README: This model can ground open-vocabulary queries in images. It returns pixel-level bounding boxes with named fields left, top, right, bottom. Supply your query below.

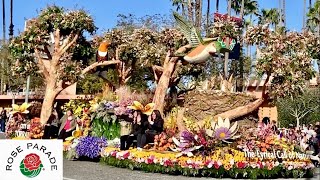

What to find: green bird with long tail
left=173, top=12, right=223, bottom=64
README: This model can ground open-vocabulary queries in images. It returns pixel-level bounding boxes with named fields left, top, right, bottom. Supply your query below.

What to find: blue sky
left=0, top=0, right=309, bottom=39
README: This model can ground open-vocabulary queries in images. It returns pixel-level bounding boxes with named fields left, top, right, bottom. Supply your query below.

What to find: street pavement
left=1, top=133, right=319, bottom=180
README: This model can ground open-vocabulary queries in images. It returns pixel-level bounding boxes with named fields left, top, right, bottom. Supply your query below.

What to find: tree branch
left=124, top=76, right=131, bottom=84
left=43, top=45, right=52, bottom=59
left=152, top=65, right=164, bottom=83
left=54, top=29, right=60, bottom=54
left=82, top=60, right=121, bottom=75
left=34, top=49, right=50, bottom=80
left=59, top=32, right=79, bottom=56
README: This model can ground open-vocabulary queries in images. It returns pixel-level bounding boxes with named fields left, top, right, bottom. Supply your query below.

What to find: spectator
left=122, top=110, right=141, bottom=150
left=135, top=111, right=148, bottom=150
left=271, top=120, right=277, bottom=131
left=0, top=107, right=7, bottom=132
left=145, top=110, right=164, bottom=144
left=262, top=117, right=270, bottom=125
left=58, top=110, right=79, bottom=141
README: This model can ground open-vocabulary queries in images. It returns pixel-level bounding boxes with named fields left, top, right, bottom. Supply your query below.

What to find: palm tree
left=223, top=0, right=232, bottom=80
left=1, top=0, right=6, bottom=94
left=282, top=0, right=286, bottom=27
left=187, top=0, right=195, bottom=24
left=195, top=0, right=202, bottom=28
left=206, top=0, right=210, bottom=36
left=231, top=0, right=259, bottom=18
left=216, top=0, right=219, bottom=12
left=172, top=0, right=187, bottom=16
left=303, top=0, right=307, bottom=29
left=307, top=0, right=320, bottom=33
left=258, top=8, right=280, bottom=30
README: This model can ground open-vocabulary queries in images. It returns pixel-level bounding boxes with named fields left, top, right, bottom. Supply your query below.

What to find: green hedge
left=100, top=157, right=314, bottom=179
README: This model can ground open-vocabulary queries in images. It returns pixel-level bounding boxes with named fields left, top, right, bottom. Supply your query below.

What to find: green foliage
left=9, top=5, right=97, bottom=83
left=62, top=99, right=90, bottom=118
left=90, top=102, right=120, bottom=139
left=277, top=88, right=320, bottom=127
left=245, top=25, right=318, bottom=98
left=91, top=117, right=120, bottom=140
left=101, top=156, right=314, bottom=179
left=76, top=74, right=105, bottom=94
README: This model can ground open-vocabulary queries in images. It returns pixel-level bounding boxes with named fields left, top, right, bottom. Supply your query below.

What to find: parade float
left=7, top=5, right=319, bottom=179
left=58, top=85, right=315, bottom=179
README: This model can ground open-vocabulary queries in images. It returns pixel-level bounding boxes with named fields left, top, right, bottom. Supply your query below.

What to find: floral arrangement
left=152, top=129, right=176, bottom=151
left=29, top=117, right=43, bottom=139
left=101, top=147, right=314, bottom=179
left=236, top=124, right=296, bottom=153
left=212, top=13, right=243, bottom=39
left=76, top=136, right=107, bottom=159
left=62, top=99, right=90, bottom=119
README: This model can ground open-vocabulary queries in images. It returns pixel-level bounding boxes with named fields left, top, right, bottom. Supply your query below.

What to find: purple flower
left=181, top=131, right=195, bottom=143
left=104, top=102, right=115, bottom=110
left=75, top=136, right=107, bottom=159
left=214, top=127, right=231, bottom=140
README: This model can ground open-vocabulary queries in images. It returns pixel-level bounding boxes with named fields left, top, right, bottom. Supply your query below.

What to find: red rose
left=23, top=153, right=42, bottom=171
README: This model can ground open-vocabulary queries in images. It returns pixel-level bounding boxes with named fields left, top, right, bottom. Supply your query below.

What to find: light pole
left=8, top=0, right=13, bottom=40
left=1, top=0, right=6, bottom=95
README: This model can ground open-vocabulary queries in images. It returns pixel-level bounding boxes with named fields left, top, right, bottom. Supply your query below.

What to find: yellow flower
left=11, top=103, right=31, bottom=114
left=224, top=164, right=232, bottom=170
left=127, top=101, right=154, bottom=115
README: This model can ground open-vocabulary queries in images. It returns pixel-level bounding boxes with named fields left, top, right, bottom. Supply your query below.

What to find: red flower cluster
left=213, top=13, right=243, bottom=26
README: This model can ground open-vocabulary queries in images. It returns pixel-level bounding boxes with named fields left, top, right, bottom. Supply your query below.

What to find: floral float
left=101, top=147, right=314, bottom=179
left=99, top=117, right=315, bottom=178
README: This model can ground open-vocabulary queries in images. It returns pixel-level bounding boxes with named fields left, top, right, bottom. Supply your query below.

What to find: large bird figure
left=173, top=12, right=223, bottom=64
left=95, top=40, right=112, bottom=80
left=96, top=40, right=110, bottom=62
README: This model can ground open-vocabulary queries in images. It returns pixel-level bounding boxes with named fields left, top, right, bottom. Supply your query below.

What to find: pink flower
left=164, top=159, right=172, bottom=167
left=123, top=151, right=130, bottom=159
left=111, top=151, right=117, bottom=157
left=236, top=161, right=246, bottom=169
left=213, top=162, right=220, bottom=169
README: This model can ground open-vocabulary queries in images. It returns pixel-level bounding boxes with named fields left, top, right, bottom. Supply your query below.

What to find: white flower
left=153, top=159, right=158, bottom=164
left=187, top=159, right=192, bottom=164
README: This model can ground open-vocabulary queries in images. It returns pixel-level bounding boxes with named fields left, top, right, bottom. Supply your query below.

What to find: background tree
left=9, top=6, right=120, bottom=124
left=245, top=24, right=318, bottom=98
left=76, top=74, right=105, bottom=94
left=277, top=88, right=320, bottom=127
left=258, top=8, right=280, bottom=30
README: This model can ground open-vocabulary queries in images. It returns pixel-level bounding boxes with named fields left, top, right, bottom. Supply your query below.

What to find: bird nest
left=183, top=90, right=257, bottom=121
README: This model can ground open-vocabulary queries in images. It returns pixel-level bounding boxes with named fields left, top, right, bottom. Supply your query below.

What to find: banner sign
left=0, top=140, right=63, bottom=180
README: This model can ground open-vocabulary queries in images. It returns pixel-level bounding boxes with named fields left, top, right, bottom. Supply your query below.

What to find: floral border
left=100, top=149, right=315, bottom=179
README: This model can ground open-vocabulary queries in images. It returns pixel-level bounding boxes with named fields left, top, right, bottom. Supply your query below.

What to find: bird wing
left=173, top=12, right=203, bottom=47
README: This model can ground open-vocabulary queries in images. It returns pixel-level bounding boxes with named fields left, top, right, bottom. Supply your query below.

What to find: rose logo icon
left=20, top=153, right=43, bottom=178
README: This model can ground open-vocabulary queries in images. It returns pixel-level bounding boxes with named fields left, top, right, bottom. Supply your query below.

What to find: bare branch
left=152, top=65, right=164, bottom=83
left=34, top=49, right=50, bottom=79
left=43, top=45, right=52, bottom=59
left=124, top=76, right=131, bottom=84
left=54, top=29, right=60, bottom=54
left=124, top=67, right=132, bottom=76
left=59, top=32, right=79, bottom=56
left=82, top=60, right=121, bottom=75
